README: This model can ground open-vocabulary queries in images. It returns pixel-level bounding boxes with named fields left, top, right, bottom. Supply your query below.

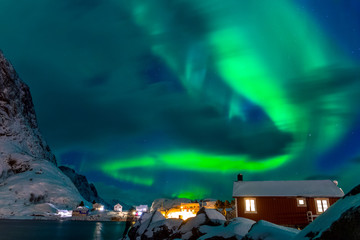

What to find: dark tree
left=79, top=201, right=84, bottom=207
left=215, top=200, right=224, bottom=209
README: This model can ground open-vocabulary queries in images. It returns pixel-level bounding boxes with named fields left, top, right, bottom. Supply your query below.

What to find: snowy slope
left=244, top=220, right=299, bottom=240
left=295, top=184, right=360, bottom=240
left=0, top=50, right=86, bottom=218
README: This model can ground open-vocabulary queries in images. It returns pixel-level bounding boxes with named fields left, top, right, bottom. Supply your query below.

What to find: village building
left=114, top=203, right=123, bottom=212
left=72, top=206, right=89, bottom=218
left=93, top=203, right=105, bottom=211
left=232, top=174, right=344, bottom=228
left=135, top=205, right=149, bottom=215
left=165, top=202, right=200, bottom=220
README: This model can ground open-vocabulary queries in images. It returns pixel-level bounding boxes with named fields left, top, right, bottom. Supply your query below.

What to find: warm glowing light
left=57, top=210, right=72, bottom=218
left=322, top=200, right=328, bottom=211
left=245, top=199, right=256, bottom=212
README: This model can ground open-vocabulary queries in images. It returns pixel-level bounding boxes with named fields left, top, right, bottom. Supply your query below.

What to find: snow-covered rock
left=295, top=184, right=360, bottom=240
left=144, top=218, right=183, bottom=239
left=198, top=217, right=256, bottom=240
left=177, top=208, right=226, bottom=239
left=128, top=211, right=183, bottom=240
left=0, top=50, right=86, bottom=218
left=243, top=220, right=299, bottom=240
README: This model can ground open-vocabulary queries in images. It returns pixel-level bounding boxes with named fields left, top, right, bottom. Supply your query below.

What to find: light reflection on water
left=0, top=219, right=126, bottom=240
left=93, top=222, right=103, bottom=240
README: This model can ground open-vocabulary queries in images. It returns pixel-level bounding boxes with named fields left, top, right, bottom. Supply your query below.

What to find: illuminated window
left=315, top=198, right=329, bottom=214
left=244, top=198, right=256, bottom=213
left=297, top=198, right=307, bottom=207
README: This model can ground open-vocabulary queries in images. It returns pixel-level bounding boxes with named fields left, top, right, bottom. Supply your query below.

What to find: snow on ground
left=137, top=211, right=166, bottom=235
left=179, top=213, right=206, bottom=234
left=198, top=217, right=255, bottom=240
left=202, top=208, right=226, bottom=225
left=0, top=153, right=87, bottom=218
left=244, top=220, right=300, bottom=240
left=144, top=219, right=183, bottom=238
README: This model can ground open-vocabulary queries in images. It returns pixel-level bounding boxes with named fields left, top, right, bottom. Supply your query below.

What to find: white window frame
left=297, top=197, right=307, bottom=207
left=314, top=198, right=330, bottom=214
left=244, top=198, right=257, bottom=213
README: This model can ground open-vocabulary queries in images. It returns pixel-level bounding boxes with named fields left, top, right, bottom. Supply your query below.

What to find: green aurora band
left=97, top=0, right=360, bottom=199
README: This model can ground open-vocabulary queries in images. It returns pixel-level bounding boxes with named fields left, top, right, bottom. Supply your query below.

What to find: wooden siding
left=235, top=196, right=340, bottom=227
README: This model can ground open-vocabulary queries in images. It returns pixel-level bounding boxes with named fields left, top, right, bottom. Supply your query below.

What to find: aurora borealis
left=0, top=0, right=360, bottom=205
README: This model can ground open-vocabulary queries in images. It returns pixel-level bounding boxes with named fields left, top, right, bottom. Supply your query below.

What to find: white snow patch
left=245, top=220, right=300, bottom=240
left=179, top=213, right=206, bottom=233
left=198, top=217, right=255, bottom=240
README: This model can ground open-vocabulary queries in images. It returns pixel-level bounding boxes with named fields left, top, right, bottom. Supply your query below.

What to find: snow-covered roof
left=233, top=180, right=344, bottom=197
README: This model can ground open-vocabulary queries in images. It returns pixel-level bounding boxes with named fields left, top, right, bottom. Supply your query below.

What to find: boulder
left=243, top=220, right=299, bottom=240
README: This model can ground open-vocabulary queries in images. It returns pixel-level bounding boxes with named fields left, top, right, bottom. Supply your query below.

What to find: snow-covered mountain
left=0, top=50, right=85, bottom=218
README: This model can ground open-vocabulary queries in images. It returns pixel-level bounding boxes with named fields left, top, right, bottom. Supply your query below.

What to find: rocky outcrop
left=0, top=50, right=85, bottom=218
left=128, top=211, right=183, bottom=240
left=59, top=165, right=110, bottom=208
left=127, top=208, right=247, bottom=240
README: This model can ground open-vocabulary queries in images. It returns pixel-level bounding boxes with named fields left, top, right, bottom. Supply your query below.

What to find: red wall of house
left=235, top=196, right=340, bottom=227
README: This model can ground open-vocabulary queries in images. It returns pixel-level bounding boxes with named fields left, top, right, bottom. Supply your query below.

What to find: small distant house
left=114, top=203, right=123, bottom=212
left=93, top=203, right=105, bottom=211
left=135, top=205, right=149, bottom=213
left=232, top=174, right=344, bottom=228
left=72, top=207, right=89, bottom=217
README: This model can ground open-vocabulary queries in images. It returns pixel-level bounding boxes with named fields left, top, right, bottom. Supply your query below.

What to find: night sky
left=1, top=0, right=360, bottom=206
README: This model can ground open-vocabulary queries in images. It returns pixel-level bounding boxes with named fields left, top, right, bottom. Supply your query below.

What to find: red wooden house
left=232, top=175, right=344, bottom=228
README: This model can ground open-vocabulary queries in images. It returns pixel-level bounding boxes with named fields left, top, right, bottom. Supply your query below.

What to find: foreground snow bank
left=126, top=207, right=299, bottom=240
left=243, top=220, right=299, bottom=240
left=198, top=217, right=255, bottom=240
left=295, top=184, right=360, bottom=240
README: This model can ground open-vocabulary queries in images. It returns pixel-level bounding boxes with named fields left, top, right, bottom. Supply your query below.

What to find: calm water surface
left=0, top=219, right=126, bottom=240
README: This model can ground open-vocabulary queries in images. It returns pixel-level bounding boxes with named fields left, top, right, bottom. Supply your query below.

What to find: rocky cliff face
left=59, top=166, right=109, bottom=207
left=0, top=50, right=85, bottom=218
left=0, top=50, right=56, bottom=164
